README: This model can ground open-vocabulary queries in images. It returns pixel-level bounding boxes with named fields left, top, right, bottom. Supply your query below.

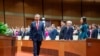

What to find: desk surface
left=20, top=39, right=100, bottom=56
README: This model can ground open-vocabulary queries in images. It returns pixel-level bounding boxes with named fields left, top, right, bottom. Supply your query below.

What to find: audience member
left=91, top=24, right=98, bottom=39
left=49, top=24, right=59, bottom=40
left=64, top=20, right=73, bottom=40
left=59, top=20, right=66, bottom=40
left=79, top=17, right=89, bottom=40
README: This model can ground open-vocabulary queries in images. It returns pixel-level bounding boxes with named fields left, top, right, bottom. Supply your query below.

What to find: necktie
left=36, top=22, right=39, bottom=30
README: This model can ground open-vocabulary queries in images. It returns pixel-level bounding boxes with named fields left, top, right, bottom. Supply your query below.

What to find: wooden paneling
left=21, top=40, right=61, bottom=56
left=0, top=0, right=100, bottom=27
left=0, top=15, right=4, bottom=22
left=50, top=20, right=61, bottom=26
left=25, top=18, right=33, bottom=27
left=63, top=0, right=81, bottom=17
left=4, top=0, right=24, bottom=28
left=21, top=40, right=86, bottom=56
left=21, top=39, right=100, bottom=56
left=0, top=0, right=3, bottom=11
left=6, top=15, right=24, bottom=28
left=64, top=41, right=86, bottom=56
left=25, top=18, right=61, bottom=27
left=5, top=0, right=23, bottom=13
left=88, top=20, right=100, bottom=24
left=87, top=39, right=100, bottom=56
left=17, top=40, right=22, bottom=52
left=24, top=0, right=42, bottom=14
left=0, top=36, right=17, bottom=56
left=44, top=0, right=62, bottom=19
left=82, top=0, right=100, bottom=17
left=0, top=48, right=3, bottom=56
left=0, top=0, right=4, bottom=22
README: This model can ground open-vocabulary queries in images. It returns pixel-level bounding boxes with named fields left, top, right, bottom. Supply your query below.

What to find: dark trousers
left=33, top=41, right=42, bottom=56
left=64, top=37, right=73, bottom=40
left=59, top=36, right=64, bottom=40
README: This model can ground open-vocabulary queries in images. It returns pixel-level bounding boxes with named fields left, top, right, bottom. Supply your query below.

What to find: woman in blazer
left=79, top=17, right=89, bottom=40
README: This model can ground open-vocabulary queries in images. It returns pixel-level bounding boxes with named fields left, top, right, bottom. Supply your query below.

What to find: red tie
left=36, top=22, right=39, bottom=30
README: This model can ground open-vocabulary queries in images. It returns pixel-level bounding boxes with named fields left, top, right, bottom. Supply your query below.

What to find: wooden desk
left=86, top=39, right=100, bottom=56
left=21, top=39, right=100, bottom=56
left=0, top=36, right=17, bottom=56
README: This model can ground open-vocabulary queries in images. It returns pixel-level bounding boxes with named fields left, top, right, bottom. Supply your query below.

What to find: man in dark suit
left=30, top=14, right=45, bottom=56
left=64, top=21, right=73, bottom=40
left=59, top=20, right=66, bottom=40
left=91, top=24, right=98, bottom=39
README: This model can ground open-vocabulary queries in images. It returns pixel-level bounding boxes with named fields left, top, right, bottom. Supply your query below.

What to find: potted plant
left=0, top=22, right=13, bottom=37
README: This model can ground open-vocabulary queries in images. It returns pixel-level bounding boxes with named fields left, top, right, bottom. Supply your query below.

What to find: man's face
left=67, top=23, right=71, bottom=26
left=80, top=18, right=83, bottom=24
left=34, top=15, right=40, bottom=21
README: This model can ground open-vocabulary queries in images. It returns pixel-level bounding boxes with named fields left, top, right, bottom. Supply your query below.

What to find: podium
left=21, top=39, right=100, bottom=56
left=0, top=36, right=17, bottom=56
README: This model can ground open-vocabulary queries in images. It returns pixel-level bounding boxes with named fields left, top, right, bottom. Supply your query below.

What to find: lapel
left=38, top=21, right=41, bottom=30
left=34, top=21, right=36, bottom=28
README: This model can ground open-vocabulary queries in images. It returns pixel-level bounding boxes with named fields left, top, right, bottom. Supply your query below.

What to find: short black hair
left=81, top=17, right=87, bottom=24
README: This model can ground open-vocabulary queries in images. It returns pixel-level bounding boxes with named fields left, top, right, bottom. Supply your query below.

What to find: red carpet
left=16, top=52, right=51, bottom=56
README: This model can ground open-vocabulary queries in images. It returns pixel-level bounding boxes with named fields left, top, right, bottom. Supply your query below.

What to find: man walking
left=30, top=14, right=45, bottom=56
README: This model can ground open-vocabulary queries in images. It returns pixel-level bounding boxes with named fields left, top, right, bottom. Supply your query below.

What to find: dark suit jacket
left=59, top=26, right=66, bottom=39
left=91, top=29, right=98, bottom=39
left=49, top=29, right=59, bottom=40
left=99, top=29, right=100, bottom=34
left=64, top=26, right=73, bottom=40
left=30, top=21, right=45, bottom=41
